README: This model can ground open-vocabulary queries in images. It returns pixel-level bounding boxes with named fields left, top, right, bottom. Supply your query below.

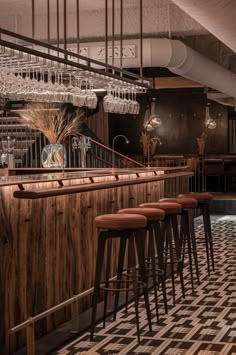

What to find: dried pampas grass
left=19, top=103, right=82, bottom=143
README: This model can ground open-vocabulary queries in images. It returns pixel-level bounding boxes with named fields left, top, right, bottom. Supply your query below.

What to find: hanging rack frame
left=0, top=27, right=150, bottom=91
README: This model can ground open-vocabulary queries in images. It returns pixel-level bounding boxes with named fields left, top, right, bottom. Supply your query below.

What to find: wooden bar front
left=0, top=168, right=192, bottom=354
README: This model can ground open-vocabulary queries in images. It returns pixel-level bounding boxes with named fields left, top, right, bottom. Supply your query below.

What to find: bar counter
left=0, top=167, right=192, bottom=354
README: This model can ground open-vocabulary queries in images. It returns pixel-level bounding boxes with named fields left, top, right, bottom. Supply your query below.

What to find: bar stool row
left=90, top=192, right=214, bottom=342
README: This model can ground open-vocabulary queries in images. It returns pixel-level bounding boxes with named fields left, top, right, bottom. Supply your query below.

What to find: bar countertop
left=0, top=166, right=189, bottom=187
left=0, top=165, right=192, bottom=354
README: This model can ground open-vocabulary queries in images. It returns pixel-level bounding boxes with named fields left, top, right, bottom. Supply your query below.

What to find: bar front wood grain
left=0, top=169, right=190, bottom=353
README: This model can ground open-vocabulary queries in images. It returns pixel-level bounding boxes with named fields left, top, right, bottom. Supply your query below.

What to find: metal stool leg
left=129, top=235, right=141, bottom=343
left=188, top=209, right=200, bottom=285
left=203, top=204, right=215, bottom=272
left=90, top=232, right=106, bottom=341
left=202, top=205, right=211, bottom=275
left=148, top=224, right=159, bottom=324
left=103, top=238, right=112, bottom=328
left=113, top=236, right=127, bottom=321
left=154, top=222, right=168, bottom=314
left=165, top=216, right=176, bottom=305
left=171, top=215, right=185, bottom=299
left=182, top=211, right=194, bottom=291
left=124, top=240, right=133, bottom=313
left=135, top=229, right=153, bottom=333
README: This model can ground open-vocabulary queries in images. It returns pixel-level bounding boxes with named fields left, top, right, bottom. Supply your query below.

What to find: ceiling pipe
left=70, top=37, right=236, bottom=101
left=171, top=0, right=236, bottom=54
left=152, top=38, right=236, bottom=100
left=207, top=92, right=235, bottom=107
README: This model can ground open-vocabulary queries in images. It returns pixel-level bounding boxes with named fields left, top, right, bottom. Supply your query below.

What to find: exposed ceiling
left=0, top=0, right=233, bottom=64
left=0, top=0, right=145, bottom=14
left=0, top=0, right=207, bottom=37
left=0, top=0, right=236, bottom=101
left=172, top=0, right=236, bottom=53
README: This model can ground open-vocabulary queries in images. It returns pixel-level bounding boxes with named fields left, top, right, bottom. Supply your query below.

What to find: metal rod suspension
left=47, top=0, right=50, bottom=44
left=32, top=0, right=35, bottom=39
left=0, top=27, right=147, bottom=82
left=120, top=0, right=123, bottom=71
left=112, top=0, right=115, bottom=67
left=63, top=0, right=67, bottom=52
left=140, top=0, right=143, bottom=78
left=76, top=0, right=80, bottom=56
left=0, top=36, right=149, bottom=88
left=105, top=0, right=108, bottom=70
left=56, top=0, right=59, bottom=48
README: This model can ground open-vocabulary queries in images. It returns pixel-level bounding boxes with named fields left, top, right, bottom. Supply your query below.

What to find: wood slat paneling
left=0, top=171, right=190, bottom=353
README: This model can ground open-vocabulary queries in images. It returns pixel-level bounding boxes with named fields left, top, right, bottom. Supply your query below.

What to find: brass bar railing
left=10, top=275, right=118, bottom=355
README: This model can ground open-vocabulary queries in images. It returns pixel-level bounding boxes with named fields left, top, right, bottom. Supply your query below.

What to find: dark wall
left=108, top=94, right=147, bottom=156
left=109, top=90, right=228, bottom=156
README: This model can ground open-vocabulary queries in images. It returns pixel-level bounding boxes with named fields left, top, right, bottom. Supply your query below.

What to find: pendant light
left=204, top=103, right=216, bottom=130
left=144, top=97, right=162, bottom=131
left=144, top=106, right=152, bottom=131
left=149, top=98, right=162, bottom=128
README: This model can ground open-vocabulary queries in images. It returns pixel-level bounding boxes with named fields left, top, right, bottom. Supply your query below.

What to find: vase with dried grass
left=19, top=103, right=82, bottom=168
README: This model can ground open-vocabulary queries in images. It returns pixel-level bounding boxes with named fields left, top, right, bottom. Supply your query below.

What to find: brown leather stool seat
left=159, top=197, right=197, bottom=209
left=117, top=208, right=165, bottom=222
left=140, top=202, right=182, bottom=214
left=178, top=192, right=213, bottom=204
left=178, top=192, right=215, bottom=275
left=95, top=213, right=147, bottom=230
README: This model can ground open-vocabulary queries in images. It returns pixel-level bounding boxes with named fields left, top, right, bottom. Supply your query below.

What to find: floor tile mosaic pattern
left=56, top=217, right=236, bottom=355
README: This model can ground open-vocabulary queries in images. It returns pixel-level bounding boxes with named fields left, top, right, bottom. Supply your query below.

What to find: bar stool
left=178, top=192, right=214, bottom=275
left=139, top=202, right=185, bottom=306
left=90, top=213, right=152, bottom=343
left=159, top=197, right=200, bottom=291
left=117, top=207, right=167, bottom=321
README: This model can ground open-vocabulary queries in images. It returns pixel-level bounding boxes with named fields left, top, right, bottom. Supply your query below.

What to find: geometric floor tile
left=55, top=218, right=236, bottom=355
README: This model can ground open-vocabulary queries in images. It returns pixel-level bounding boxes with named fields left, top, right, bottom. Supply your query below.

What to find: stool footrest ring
left=101, top=279, right=146, bottom=292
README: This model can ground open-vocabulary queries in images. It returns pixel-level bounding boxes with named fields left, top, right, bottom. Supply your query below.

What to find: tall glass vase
left=41, top=143, right=66, bottom=168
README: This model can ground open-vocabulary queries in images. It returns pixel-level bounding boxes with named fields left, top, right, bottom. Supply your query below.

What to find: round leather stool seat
left=117, top=207, right=165, bottom=222
left=139, top=202, right=181, bottom=214
left=159, top=197, right=197, bottom=209
left=94, top=214, right=147, bottom=230
left=178, top=192, right=213, bottom=204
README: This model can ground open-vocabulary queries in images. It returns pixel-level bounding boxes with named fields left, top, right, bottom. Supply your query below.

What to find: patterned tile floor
left=55, top=216, right=236, bottom=355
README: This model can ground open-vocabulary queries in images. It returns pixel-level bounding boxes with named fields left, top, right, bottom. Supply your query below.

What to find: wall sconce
left=204, top=103, right=216, bottom=129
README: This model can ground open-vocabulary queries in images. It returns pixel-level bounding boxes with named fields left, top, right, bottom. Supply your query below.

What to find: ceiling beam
left=154, top=76, right=204, bottom=89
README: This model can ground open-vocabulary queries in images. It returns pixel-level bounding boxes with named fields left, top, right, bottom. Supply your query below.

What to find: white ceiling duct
left=155, top=39, right=236, bottom=100
left=77, top=37, right=236, bottom=100
left=171, top=0, right=236, bottom=54
left=207, top=92, right=236, bottom=107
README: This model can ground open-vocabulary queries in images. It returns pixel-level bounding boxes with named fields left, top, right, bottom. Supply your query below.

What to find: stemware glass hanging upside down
left=0, top=63, right=98, bottom=109
left=103, top=86, right=140, bottom=115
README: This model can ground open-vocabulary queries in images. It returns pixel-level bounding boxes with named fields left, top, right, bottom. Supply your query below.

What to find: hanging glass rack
left=0, top=28, right=150, bottom=109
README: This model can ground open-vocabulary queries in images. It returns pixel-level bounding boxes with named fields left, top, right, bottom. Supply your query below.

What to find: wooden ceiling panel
left=154, top=77, right=204, bottom=89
